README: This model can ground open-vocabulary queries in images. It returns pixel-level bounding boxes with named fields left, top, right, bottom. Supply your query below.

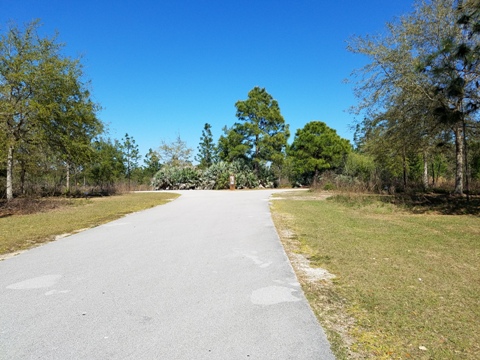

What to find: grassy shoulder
left=0, top=192, right=179, bottom=255
left=271, top=191, right=480, bottom=360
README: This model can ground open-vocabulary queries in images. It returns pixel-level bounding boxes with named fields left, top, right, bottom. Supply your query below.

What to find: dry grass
left=271, top=191, right=480, bottom=359
left=0, top=192, right=179, bottom=256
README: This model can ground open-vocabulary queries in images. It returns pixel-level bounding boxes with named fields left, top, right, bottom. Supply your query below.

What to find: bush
left=151, top=161, right=263, bottom=190
left=200, top=161, right=259, bottom=190
left=152, top=166, right=201, bottom=190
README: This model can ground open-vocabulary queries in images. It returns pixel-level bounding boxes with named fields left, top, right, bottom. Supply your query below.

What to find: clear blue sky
left=2, top=0, right=414, bottom=160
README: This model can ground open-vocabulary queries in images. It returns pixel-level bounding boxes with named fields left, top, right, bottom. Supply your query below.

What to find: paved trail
left=1, top=190, right=334, bottom=359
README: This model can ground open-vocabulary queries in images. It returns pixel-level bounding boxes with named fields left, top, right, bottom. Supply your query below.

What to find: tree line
left=150, top=86, right=351, bottom=190
left=3, top=0, right=480, bottom=200
left=348, top=0, right=480, bottom=195
left=152, top=0, right=480, bottom=194
left=0, top=21, right=162, bottom=199
left=145, top=0, right=480, bottom=194
left=0, top=21, right=350, bottom=199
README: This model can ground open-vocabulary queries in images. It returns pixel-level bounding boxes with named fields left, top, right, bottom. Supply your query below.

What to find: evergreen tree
left=144, top=148, right=162, bottom=177
left=195, top=123, right=217, bottom=169
left=288, top=121, right=351, bottom=186
left=86, top=138, right=125, bottom=187
left=120, top=133, right=140, bottom=190
left=234, top=87, right=290, bottom=173
left=217, top=125, right=251, bottom=163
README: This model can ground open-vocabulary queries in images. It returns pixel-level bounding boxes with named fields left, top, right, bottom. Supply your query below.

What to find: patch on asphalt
left=250, top=285, right=301, bottom=305
left=6, top=274, right=62, bottom=289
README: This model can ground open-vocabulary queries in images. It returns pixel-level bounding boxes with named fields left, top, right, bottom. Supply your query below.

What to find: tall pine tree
left=195, top=123, right=217, bottom=169
left=234, top=87, right=289, bottom=174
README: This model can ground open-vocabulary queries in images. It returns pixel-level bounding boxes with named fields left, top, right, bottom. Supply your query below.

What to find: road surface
left=1, top=190, right=335, bottom=359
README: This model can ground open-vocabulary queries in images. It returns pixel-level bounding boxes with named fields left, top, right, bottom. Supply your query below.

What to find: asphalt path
left=1, top=190, right=335, bottom=359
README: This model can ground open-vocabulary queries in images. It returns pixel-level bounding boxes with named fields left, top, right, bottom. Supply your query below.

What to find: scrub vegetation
left=3, top=1, right=480, bottom=200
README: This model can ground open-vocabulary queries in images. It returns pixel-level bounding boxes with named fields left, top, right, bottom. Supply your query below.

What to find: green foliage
left=288, top=121, right=351, bottom=185
left=143, top=148, right=162, bottom=178
left=343, top=152, right=376, bottom=183
left=195, top=123, right=217, bottom=169
left=348, top=0, right=480, bottom=194
left=151, top=165, right=201, bottom=190
left=86, top=138, right=125, bottom=187
left=458, top=0, right=480, bottom=40
left=39, top=56, right=103, bottom=172
left=151, top=160, right=264, bottom=190
left=200, top=161, right=260, bottom=189
left=470, top=139, right=480, bottom=180
left=233, top=87, right=290, bottom=172
left=0, top=20, right=102, bottom=199
left=199, top=162, right=231, bottom=190
left=217, top=125, right=251, bottom=163
left=120, top=133, right=140, bottom=188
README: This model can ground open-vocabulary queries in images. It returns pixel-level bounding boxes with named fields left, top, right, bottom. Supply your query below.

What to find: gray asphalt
left=1, top=190, right=335, bottom=359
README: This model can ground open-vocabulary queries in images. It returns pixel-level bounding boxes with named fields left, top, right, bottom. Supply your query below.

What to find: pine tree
left=195, top=123, right=217, bottom=169
left=234, top=87, right=289, bottom=174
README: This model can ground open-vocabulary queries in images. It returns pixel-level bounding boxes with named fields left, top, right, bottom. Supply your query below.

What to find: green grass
left=0, top=192, right=179, bottom=255
left=271, top=192, right=480, bottom=359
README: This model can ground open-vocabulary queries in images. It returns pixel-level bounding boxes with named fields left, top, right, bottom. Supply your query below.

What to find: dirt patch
left=289, top=252, right=336, bottom=282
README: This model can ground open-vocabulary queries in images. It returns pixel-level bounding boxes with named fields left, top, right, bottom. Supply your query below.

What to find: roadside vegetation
left=2, top=2, right=480, bottom=357
left=0, top=192, right=178, bottom=256
left=271, top=190, right=480, bottom=359
left=2, top=0, right=480, bottom=199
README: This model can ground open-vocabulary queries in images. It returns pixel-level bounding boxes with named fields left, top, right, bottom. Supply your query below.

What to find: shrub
left=152, top=161, right=261, bottom=190
left=200, top=161, right=259, bottom=189
left=152, top=166, right=201, bottom=190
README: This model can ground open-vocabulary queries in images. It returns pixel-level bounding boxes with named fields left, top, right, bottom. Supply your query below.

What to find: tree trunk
left=20, top=164, right=26, bottom=195
left=254, top=134, right=260, bottom=175
left=74, top=169, right=78, bottom=191
left=436, top=162, right=441, bottom=186
left=423, top=151, right=429, bottom=191
left=431, top=163, right=436, bottom=187
left=453, top=124, right=464, bottom=195
left=312, top=168, right=319, bottom=188
left=463, top=119, right=469, bottom=202
left=402, top=149, right=407, bottom=191
left=6, top=144, right=14, bottom=201
left=66, top=163, right=71, bottom=192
